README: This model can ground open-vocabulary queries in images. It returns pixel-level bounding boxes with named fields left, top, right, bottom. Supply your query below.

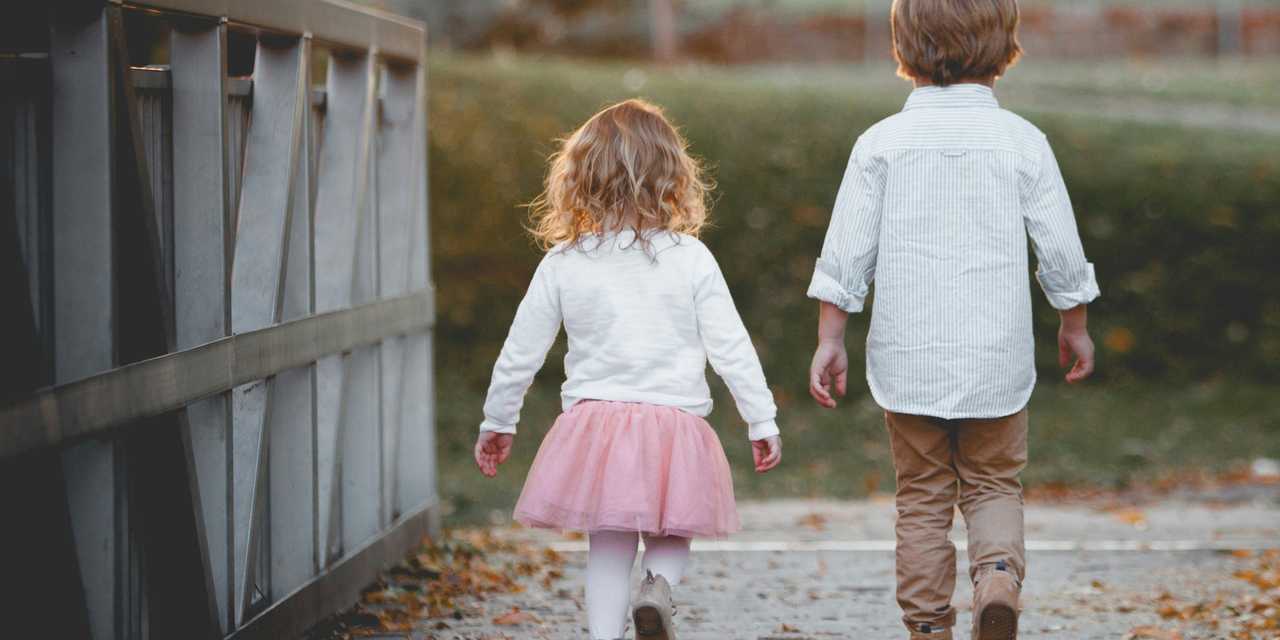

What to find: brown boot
left=909, top=624, right=954, bottom=640
left=972, top=561, right=1020, bottom=640
left=633, top=570, right=676, bottom=639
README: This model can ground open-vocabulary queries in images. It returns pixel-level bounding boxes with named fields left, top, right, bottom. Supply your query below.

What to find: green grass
left=681, top=58, right=1280, bottom=111
left=1002, top=59, right=1280, bottom=110
left=437, top=381, right=1280, bottom=524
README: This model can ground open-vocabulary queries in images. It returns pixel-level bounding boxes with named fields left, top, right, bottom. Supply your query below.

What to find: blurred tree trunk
left=864, top=5, right=891, bottom=61
left=1217, top=1, right=1244, bottom=57
left=650, top=0, right=677, bottom=63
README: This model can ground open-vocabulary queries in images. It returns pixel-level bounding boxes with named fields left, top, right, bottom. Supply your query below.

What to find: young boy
left=806, top=1, right=1099, bottom=639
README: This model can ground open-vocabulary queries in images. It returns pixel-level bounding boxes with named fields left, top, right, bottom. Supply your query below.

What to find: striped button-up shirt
left=808, top=84, right=1100, bottom=419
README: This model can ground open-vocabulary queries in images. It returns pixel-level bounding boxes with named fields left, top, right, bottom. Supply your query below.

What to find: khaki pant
left=885, top=410, right=1028, bottom=633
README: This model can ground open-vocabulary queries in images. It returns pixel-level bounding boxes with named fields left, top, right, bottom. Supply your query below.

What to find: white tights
left=586, top=531, right=691, bottom=640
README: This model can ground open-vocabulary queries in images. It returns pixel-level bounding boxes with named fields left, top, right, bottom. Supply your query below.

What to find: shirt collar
left=902, top=84, right=1000, bottom=111
left=572, top=228, right=682, bottom=254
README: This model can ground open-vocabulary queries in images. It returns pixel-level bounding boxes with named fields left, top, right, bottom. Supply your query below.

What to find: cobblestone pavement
left=371, top=491, right=1280, bottom=640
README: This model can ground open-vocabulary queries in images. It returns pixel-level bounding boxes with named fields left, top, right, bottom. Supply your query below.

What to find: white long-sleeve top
left=480, top=231, right=780, bottom=441
left=808, top=84, right=1100, bottom=419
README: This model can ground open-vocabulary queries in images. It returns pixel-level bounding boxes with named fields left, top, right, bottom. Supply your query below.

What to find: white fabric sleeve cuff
left=807, top=259, right=867, bottom=313
left=748, top=419, right=780, bottom=441
left=1037, top=263, right=1101, bottom=310
left=479, top=419, right=517, bottom=435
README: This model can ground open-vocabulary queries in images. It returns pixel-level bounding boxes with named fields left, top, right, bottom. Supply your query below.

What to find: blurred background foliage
left=429, top=55, right=1280, bottom=390
left=380, top=0, right=1280, bottom=61
left=424, top=53, right=1280, bottom=521
left=340, top=0, right=1280, bottom=521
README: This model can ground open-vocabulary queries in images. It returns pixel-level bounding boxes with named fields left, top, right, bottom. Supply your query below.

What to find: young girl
left=473, top=99, right=783, bottom=640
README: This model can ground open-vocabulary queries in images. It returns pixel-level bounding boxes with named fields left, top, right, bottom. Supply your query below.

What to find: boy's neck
left=913, top=76, right=997, bottom=89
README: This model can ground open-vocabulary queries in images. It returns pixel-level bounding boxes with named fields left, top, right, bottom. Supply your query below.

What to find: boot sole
left=633, top=604, right=670, bottom=639
left=976, top=603, right=1018, bottom=640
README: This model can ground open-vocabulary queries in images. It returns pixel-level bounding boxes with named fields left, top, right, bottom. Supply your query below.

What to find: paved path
left=350, top=489, right=1279, bottom=639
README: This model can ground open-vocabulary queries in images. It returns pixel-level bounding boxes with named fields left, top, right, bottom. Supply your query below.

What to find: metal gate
left=0, top=1, right=436, bottom=638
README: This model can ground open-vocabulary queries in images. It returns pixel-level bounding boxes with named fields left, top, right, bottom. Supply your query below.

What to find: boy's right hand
left=474, top=432, right=513, bottom=478
left=809, top=340, right=848, bottom=408
left=1059, top=304, right=1096, bottom=384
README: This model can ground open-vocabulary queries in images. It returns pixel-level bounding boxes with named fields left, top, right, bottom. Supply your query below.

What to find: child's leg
left=954, top=410, right=1028, bottom=583
left=640, top=534, right=691, bottom=585
left=885, top=412, right=960, bottom=634
left=587, top=530, right=640, bottom=639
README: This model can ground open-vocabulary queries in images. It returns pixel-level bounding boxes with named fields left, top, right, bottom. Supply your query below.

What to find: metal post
left=50, top=6, right=125, bottom=638
left=108, top=3, right=219, bottom=634
left=171, top=19, right=234, bottom=632
left=390, top=55, right=435, bottom=518
left=313, top=49, right=379, bottom=566
left=227, top=36, right=308, bottom=623
left=0, top=42, right=93, bottom=640
left=268, top=34, right=319, bottom=599
left=377, top=62, right=414, bottom=524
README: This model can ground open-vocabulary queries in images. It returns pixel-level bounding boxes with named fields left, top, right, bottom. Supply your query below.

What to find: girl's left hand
left=752, top=435, right=782, bottom=474
left=475, top=432, right=514, bottom=478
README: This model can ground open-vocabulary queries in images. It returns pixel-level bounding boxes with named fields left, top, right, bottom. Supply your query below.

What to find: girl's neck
left=598, top=221, right=660, bottom=237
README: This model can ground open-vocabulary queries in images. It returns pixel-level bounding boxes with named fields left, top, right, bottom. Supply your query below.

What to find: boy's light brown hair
left=891, top=0, right=1023, bottom=86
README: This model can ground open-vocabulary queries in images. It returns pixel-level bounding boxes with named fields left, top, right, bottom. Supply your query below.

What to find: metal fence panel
left=1, top=2, right=435, bottom=638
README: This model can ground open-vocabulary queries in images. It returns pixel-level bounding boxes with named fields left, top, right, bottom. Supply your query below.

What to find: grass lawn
left=492, top=55, right=1280, bottom=113
left=436, top=380, right=1280, bottom=525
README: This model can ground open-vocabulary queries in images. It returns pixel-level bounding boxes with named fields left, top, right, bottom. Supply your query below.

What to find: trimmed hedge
left=428, top=55, right=1280, bottom=394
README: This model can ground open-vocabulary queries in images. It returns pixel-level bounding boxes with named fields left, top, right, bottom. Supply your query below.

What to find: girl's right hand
left=475, top=432, right=514, bottom=478
left=752, top=435, right=782, bottom=474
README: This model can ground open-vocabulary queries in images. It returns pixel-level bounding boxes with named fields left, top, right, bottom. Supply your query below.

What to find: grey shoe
left=633, top=570, right=676, bottom=639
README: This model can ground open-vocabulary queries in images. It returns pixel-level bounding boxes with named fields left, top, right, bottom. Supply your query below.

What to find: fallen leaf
left=1126, top=625, right=1182, bottom=640
left=1109, top=508, right=1149, bottom=528
left=796, top=512, right=828, bottom=531
left=493, top=607, right=539, bottom=626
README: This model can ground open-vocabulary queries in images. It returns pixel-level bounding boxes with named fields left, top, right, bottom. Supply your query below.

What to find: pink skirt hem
left=513, top=400, right=740, bottom=539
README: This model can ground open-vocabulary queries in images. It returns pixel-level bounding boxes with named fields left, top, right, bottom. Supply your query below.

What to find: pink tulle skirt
left=514, top=400, right=740, bottom=539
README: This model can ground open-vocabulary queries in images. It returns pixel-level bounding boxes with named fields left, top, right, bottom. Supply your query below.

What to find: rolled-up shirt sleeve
left=480, top=255, right=563, bottom=434
left=1022, top=135, right=1101, bottom=311
left=808, top=137, right=885, bottom=313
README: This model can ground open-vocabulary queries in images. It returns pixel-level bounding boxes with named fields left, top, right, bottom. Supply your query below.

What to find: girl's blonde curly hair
left=529, top=99, right=711, bottom=251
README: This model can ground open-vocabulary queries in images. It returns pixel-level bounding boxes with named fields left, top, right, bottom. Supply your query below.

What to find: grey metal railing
left=0, top=1, right=436, bottom=638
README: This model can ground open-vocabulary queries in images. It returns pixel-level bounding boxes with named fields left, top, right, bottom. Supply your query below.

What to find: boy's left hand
left=474, top=432, right=513, bottom=478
